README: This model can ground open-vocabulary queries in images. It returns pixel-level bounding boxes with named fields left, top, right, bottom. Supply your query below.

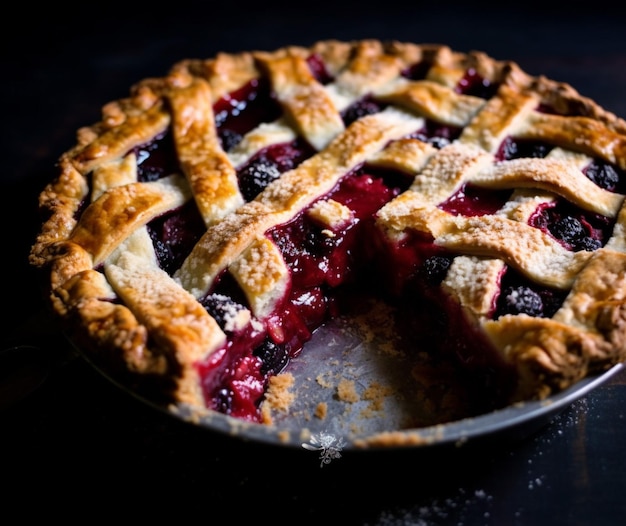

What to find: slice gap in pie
left=29, top=40, right=626, bottom=445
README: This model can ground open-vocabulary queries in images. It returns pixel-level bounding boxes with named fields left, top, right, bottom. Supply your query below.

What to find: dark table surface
left=3, top=3, right=626, bottom=523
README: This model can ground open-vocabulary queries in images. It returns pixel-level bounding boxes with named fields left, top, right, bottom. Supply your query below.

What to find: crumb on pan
left=260, top=372, right=295, bottom=424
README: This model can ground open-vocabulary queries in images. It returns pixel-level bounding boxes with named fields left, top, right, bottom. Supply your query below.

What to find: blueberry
left=238, top=158, right=281, bottom=201
left=500, top=286, right=543, bottom=317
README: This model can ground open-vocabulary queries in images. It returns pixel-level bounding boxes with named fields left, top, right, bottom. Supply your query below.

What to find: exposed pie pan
left=65, top=302, right=624, bottom=452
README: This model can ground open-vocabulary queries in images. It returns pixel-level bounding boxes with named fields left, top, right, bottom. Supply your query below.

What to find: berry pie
left=30, top=39, right=626, bottom=434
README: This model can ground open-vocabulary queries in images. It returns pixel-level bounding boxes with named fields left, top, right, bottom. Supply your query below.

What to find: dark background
left=2, top=2, right=626, bottom=523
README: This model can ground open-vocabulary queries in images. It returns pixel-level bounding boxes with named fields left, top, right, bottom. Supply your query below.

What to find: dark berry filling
left=306, top=53, right=333, bottom=84
left=455, top=68, right=499, bottom=100
left=215, top=79, right=282, bottom=151
left=237, top=139, right=316, bottom=201
left=494, top=267, right=567, bottom=319
left=381, top=237, right=517, bottom=408
left=341, top=96, right=388, bottom=127
left=200, top=292, right=249, bottom=331
left=196, top=273, right=268, bottom=419
left=584, top=159, right=626, bottom=193
left=118, top=58, right=623, bottom=421
left=495, top=137, right=554, bottom=161
left=420, top=254, right=454, bottom=286
left=273, top=169, right=404, bottom=289
left=530, top=199, right=613, bottom=251
left=214, top=53, right=332, bottom=152
left=194, top=167, right=408, bottom=420
left=197, top=334, right=266, bottom=419
left=439, top=183, right=512, bottom=216
left=410, top=121, right=462, bottom=149
left=135, top=130, right=179, bottom=182
left=401, top=59, right=433, bottom=82
left=147, top=201, right=205, bottom=274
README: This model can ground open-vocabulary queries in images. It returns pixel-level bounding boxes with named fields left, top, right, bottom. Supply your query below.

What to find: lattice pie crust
left=30, top=40, right=626, bottom=425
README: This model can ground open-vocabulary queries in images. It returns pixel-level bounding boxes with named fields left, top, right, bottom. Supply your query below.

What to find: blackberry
left=150, top=235, right=176, bottom=274
left=341, top=98, right=385, bottom=126
left=219, top=129, right=243, bottom=151
left=576, top=236, right=602, bottom=252
left=421, top=255, right=453, bottom=285
left=303, top=224, right=338, bottom=255
left=138, top=165, right=166, bottom=182
left=214, top=388, right=234, bottom=414
left=500, top=286, right=543, bottom=317
left=498, top=138, right=553, bottom=161
left=201, top=293, right=247, bottom=331
left=134, top=132, right=178, bottom=182
left=264, top=140, right=312, bottom=172
left=549, top=216, right=585, bottom=246
left=254, top=338, right=289, bottom=376
left=427, top=136, right=451, bottom=149
left=540, top=289, right=568, bottom=318
left=585, top=161, right=620, bottom=191
left=238, top=158, right=281, bottom=201
left=411, top=122, right=459, bottom=149
left=411, top=132, right=451, bottom=149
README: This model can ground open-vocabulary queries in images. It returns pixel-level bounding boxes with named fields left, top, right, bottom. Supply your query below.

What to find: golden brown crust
left=70, top=175, right=190, bottom=266
left=166, top=77, right=244, bottom=225
left=29, top=39, right=626, bottom=425
left=254, top=50, right=345, bottom=151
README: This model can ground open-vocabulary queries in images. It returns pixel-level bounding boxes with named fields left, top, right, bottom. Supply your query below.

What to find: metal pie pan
left=166, top=364, right=623, bottom=452
left=178, top=334, right=623, bottom=451
left=76, top=302, right=625, bottom=452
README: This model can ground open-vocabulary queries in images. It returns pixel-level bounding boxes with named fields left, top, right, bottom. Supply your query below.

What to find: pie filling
left=124, top=67, right=621, bottom=423
left=32, top=42, right=626, bottom=432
